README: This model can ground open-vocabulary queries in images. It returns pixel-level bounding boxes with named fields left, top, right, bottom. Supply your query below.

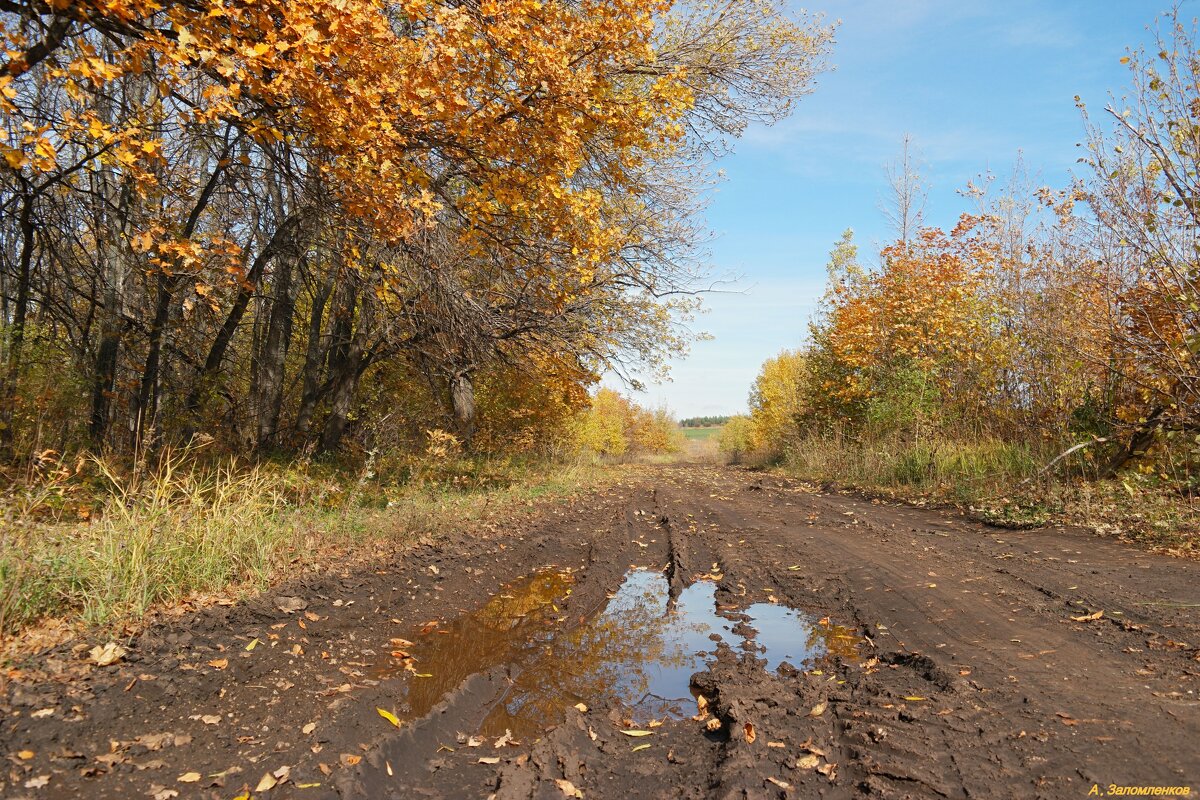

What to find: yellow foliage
left=573, top=388, right=681, bottom=458
left=749, top=350, right=807, bottom=453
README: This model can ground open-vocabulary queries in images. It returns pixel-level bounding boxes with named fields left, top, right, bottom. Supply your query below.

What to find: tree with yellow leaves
left=748, top=349, right=807, bottom=453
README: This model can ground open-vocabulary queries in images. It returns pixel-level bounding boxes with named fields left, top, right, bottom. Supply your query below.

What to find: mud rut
left=3, top=466, right=1198, bottom=799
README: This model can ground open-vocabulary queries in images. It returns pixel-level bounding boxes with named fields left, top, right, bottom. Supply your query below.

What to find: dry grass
left=774, top=429, right=1199, bottom=556
left=0, top=450, right=605, bottom=644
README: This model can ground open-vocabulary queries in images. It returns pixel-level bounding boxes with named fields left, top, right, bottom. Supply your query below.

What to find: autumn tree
left=1077, top=11, right=1200, bottom=473
left=748, top=349, right=807, bottom=453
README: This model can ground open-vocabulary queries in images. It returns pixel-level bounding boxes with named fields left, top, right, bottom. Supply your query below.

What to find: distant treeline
left=679, top=416, right=732, bottom=428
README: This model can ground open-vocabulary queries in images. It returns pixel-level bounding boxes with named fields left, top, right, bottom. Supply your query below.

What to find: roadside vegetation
left=0, top=382, right=686, bottom=646
left=738, top=16, right=1200, bottom=556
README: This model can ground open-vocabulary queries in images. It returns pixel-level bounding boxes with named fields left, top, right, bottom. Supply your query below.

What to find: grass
left=782, top=430, right=1040, bottom=498
left=773, top=428, right=1199, bottom=556
left=681, top=426, right=722, bottom=441
left=0, top=450, right=605, bottom=647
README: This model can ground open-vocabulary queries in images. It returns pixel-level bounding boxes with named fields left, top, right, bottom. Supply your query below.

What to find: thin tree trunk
left=317, top=275, right=362, bottom=453
left=0, top=192, right=36, bottom=459
left=295, top=268, right=337, bottom=437
left=135, top=155, right=227, bottom=443
left=186, top=214, right=300, bottom=417
left=89, top=172, right=132, bottom=446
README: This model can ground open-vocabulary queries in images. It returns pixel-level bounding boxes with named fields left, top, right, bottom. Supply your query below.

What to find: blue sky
left=615, top=0, right=1171, bottom=419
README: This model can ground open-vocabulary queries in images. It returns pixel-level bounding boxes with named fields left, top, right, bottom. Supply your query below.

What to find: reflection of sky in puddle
left=376, top=568, right=859, bottom=737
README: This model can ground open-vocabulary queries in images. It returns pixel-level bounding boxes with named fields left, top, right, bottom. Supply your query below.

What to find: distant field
left=682, top=426, right=722, bottom=441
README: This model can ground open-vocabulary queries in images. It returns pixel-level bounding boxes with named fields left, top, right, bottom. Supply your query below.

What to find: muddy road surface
left=3, top=466, right=1198, bottom=799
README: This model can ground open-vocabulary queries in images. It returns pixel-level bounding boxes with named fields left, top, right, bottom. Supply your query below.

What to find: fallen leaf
left=477, top=757, right=501, bottom=765
left=31, top=708, right=55, bottom=719
left=903, top=696, right=926, bottom=702
left=377, top=708, right=401, bottom=728
left=796, top=754, right=820, bottom=770
left=302, top=723, right=317, bottom=735
left=705, top=718, right=722, bottom=732
left=17, top=750, right=34, bottom=759
left=631, top=743, right=651, bottom=752
left=817, top=762, right=837, bottom=779
left=1071, top=610, right=1104, bottom=623
left=555, top=778, right=583, bottom=797
left=89, top=642, right=127, bottom=667
left=767, top=777, right=791, bottom=789
left=255, top=772, right=278, bottom=792
left=276, top=596, right=307, bottom=613
left=200, top=715, right=221, bottom=725
left=339, top=754, right=362, bottom=767
left=767, top=742, right=785, bottom=749
left=574, top=703, right=588, bottom=713
left=245, top=638, right=260, bottom=651
left=619, top=730, right=653, bottom=737
left=809, top=701, right=827, bottom=717
left=207, top=659, right=228, bottom=670
left=494, top=729, right=518, bottom=748
left=296, top=783, right=321, bottom=789
left=25, top=775, right=50, bottom=789
left=177, top=772, right=201, bottom=783
left=743, top=722, right=756, bottom=744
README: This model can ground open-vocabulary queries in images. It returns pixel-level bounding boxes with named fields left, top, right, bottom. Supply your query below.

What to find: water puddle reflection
left=375, top=568, right=859, bottom=737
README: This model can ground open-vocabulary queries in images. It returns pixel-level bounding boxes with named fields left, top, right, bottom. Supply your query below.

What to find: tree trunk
left=0, top=193, right=36, bottom=459
left=1102, top=407, right=1164, bottom=479
left=89, top=173, right=132, bottom=446
left=295, top=269, right=337, bottom=438
left=449, top=369, right=476, bottom=445
left=254, top=249, right=298, bottom=449
left=135, top=271, right=177, bottom=444
left=187, top=213, right=300, bottom=417
left=317, top=275, right=363, bottom=453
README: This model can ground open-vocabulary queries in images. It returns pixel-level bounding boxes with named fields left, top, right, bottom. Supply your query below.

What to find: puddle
left=375, top=568, right=859, bottom=738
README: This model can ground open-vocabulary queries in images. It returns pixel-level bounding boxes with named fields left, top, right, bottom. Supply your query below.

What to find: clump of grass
left=1, top=452, right=293, bottom=633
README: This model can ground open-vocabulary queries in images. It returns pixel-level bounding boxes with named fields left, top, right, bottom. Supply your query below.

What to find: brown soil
left=2, top=465, right=1198, bottom=799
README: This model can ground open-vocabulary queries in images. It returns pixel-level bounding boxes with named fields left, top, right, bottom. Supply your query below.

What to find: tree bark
left=0, top=192, right=36, bottom=459
left=295, top=268, right=337, bottom=438
left=254, top=248, right=299, bottom=449
left=449, top=368, right=476, bottom=445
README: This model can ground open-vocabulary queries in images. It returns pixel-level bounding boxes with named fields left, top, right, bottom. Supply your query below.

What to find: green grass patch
left=682, top=426, right=722, bottom=441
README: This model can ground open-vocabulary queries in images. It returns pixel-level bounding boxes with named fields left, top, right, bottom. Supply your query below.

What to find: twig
left=1021, top=437, right=1109, bottom=486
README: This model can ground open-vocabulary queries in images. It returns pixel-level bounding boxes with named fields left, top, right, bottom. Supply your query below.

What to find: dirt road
left=3, top=466, right=1198, bottom=799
